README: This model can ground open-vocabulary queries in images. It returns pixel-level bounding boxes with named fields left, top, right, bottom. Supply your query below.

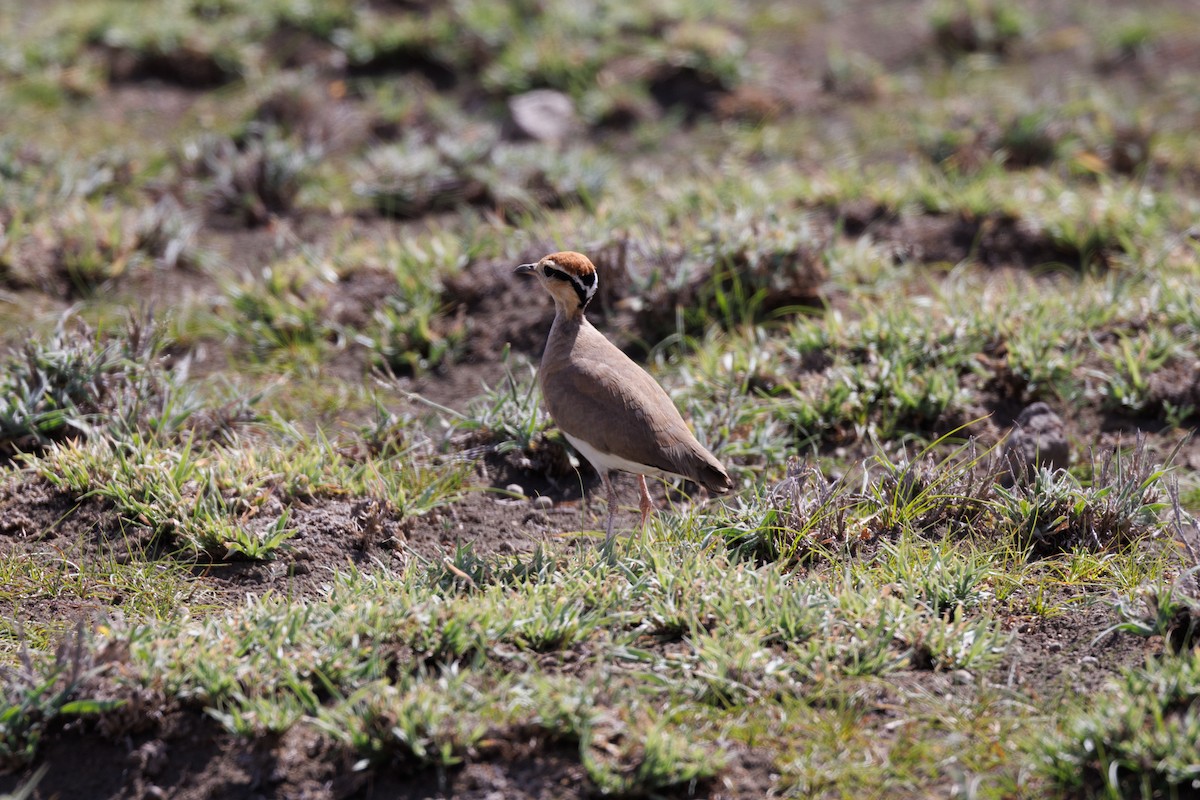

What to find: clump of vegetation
left=583, top=711, right=726, bottom=795
left=606, top=213, right=828, bottom=344
left=821, top=47, right=888, bottom=101
left=1038, top=652, right=1200, bottom=798
left=1096, top=119, right=1155, bottom=175
left=1105, top=575, right=1200, bottom=654
left=347, top=232, right=474, bottom=376
left=779, top=313, right=981, bottom=444
left=711, top=460, right=864, bottom=565
left=248, top=76, right=357, bottom=150
left=30, top=434, right=300, bottom=560
left=181, top=127, right=316, bottom=226
left=920, top=124, right=995, bottom=175
left=445, top=353, right=577, bottom=481
left=45, top=205, right=155, bottom=293
left=334, top=10, right=465, bottom=88
left=694, top=212, right=828, bottom=317
left=366, top=295, right=466, bottom=376
left=27, top=421, right=467, bottom=560
left=354, top=131, right=485, bottom=219
left=1096, top=20, right=1158, bottom=71
left=1095, top=329, right=1182, bottom=418
left=220, top=266, right=336, bottom=363
left=3, top=196, right=201, bottom=296
left=992, top=444, right=1174, bottom=555
left=712, top=437, right=1178, bottom=565
left=0, top=625, right=121, bottom=771
left=920, top=111, right=1061, bottom=174
left=996, top=111, right=1062, bottom=168
left=0, top=316, right=206, bottom=456
left=354, top=129, right=608, bottom=220
left=711, top=443, right=1000, bottom=565
left=931, top=0, right=1027, bottom=56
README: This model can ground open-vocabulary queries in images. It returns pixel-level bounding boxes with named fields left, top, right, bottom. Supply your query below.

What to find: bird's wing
left=543, top=337, right=730, bottom=492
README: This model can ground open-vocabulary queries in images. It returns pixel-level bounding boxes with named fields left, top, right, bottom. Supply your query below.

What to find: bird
left=514, top=250, right=732, bottom=543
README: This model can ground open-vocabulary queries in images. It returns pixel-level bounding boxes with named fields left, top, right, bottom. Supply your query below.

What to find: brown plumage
left=515, top=251, right=732, bottom=542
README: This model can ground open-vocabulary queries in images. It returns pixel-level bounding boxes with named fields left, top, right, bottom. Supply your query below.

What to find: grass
left=0, top=548, right=205, bottom=658
left=1, top=0, right=1199, bottom=796
left=18, top=421, right=470, bottom=561
left=0, top=624, right=123, bottom=773
left=1037, top=650, right=1200, bottom=798
left=9, top=514, right=1171, bottom=790
left=22, top=536, right=1015, bottom=770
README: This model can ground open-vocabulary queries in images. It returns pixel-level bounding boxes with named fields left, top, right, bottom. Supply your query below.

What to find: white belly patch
left=562, top=432, right=680, bottom=480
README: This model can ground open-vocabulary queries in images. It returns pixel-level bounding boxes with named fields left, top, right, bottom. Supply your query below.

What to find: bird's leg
left=603, top=470, right=619, bottom=545
left=637, top=474, right=653, bottom=531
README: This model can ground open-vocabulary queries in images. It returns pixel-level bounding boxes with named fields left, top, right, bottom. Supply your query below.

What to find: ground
left=1, top=0, right=1199, bottom=797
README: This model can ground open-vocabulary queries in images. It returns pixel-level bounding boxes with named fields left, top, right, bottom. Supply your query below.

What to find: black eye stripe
left=543, top=266, right=593, bottom=308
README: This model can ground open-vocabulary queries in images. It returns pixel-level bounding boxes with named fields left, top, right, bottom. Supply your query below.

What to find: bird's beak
left=514, top=263, right=536, bottom=275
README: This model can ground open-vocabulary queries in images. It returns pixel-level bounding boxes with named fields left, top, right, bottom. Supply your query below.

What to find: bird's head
left=514, top=251, right=598, bottom=317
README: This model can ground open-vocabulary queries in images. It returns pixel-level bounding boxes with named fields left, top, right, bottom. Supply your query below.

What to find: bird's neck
left=552, top=301, right=587, bottom=327
left=544, top=307, right=590, bottom=365
left=550, top=306, right=587, bottom=338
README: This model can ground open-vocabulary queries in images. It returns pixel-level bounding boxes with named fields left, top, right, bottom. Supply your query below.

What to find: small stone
left=135, top=741, right=168, bottom=776
left=951, top=669, right=973, bottom=685
left=533, top=495, right=554, bottom=510
left=505, top=483, right=525, bottom=497
left=1047, top=641, right=1062, bottom=652
left=507, top=89, right=578, bottom=142
left=1005, top=401, right=1070, bottom=482
left=1079, top=655, right=1100, bottom=670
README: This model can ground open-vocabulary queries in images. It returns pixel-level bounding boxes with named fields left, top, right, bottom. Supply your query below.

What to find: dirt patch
left=91, top=84, right=205, bottom=143
left=394, top=358, right=513, bottom=414
left=0, top=458, right=682, bottom=636
left=992, top=594, right=1157, bottom=703
left=251, top=79, right=374, bottom=154
left=830, top=204, right=1092, bottom=270
left=97, top=44, right=238, bottom=90
left=320, top=266, right=402, bottom=329
left=444, top=256, right=558, bottom=363
left=0, top=477, right=148, bottom=558
left=1147, top=358, right=1200, bottom=421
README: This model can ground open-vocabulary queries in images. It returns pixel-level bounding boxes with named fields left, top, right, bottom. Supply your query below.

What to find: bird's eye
left=543, top=266, right=572, bottom=283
